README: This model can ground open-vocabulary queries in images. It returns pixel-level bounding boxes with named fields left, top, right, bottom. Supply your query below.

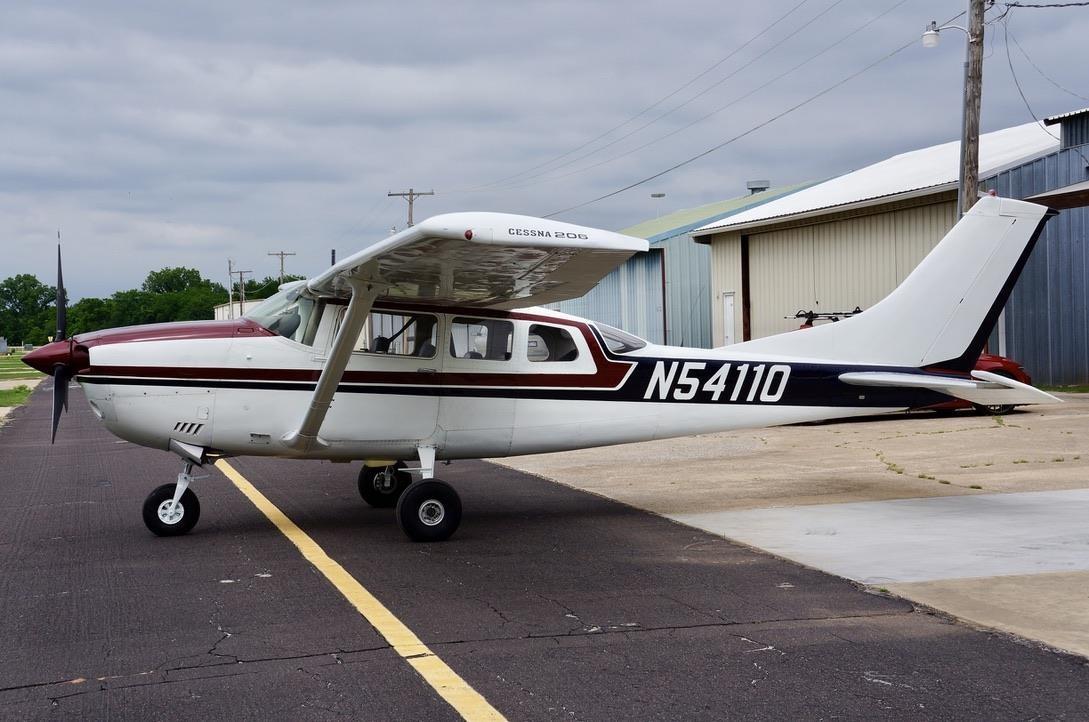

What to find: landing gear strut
left=393, top=446, right=462, bottom=542
left=143, top=461, right=204, bottom=536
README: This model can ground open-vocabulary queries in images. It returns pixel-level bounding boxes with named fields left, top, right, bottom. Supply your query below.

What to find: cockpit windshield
left=244, top=281, right=318, bottom=345
left=594, top=322, right=647, bottom=354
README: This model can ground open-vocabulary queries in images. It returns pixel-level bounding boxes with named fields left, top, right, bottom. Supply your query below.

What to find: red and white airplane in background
left=25, top=195, right=1060, bottom=542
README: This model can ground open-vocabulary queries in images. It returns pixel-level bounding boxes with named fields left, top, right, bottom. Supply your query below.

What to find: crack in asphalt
left=5, top=608, right=916, bottom=703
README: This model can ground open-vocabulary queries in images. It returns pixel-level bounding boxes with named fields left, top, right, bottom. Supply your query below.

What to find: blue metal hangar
left=692, top=110, right=1089, bottom=386
left=549, top=182, right=814, bottom=348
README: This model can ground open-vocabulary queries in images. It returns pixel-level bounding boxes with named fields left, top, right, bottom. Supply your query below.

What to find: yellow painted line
left=215, top=459, right=506, bottom=721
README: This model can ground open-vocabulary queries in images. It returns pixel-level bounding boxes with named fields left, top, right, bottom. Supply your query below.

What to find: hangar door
left=745, top=204, right=954, bottom=339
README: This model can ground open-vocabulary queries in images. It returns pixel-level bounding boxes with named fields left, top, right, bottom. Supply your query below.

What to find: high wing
left=283, top=212, right=648, bottom=452
left=307, top=212, right=648, bottom=308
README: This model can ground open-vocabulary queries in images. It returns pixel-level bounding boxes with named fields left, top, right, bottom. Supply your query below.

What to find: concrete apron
left=497, top=394, right=1089, bottom=658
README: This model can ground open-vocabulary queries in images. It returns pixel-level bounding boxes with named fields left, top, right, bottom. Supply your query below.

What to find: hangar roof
left=692, top=121, right=1058, bottom=236
left=1044, top=107, right=1089, bottom=125
left=620, top=181, right=817, bottom=245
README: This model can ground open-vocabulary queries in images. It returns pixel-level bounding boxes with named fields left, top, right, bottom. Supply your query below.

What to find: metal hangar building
left=550, top=182, right=814, bottom=348
left=692, top=111, right=1089, bottom=385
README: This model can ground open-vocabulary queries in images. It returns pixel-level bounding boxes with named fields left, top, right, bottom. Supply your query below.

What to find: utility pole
left=388, top=188, right=434, bottom=227
left=227, top=260, right=234, bottom=319
left=267, top=250, right=296, bottom=284
left=229, top=265, right=252, bottom=318
left=960, top=0, right=985, bottom=215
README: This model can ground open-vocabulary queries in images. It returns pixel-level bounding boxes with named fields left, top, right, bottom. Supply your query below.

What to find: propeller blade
left=56, top=244, right=67, bottom=341
left=51, top=364, right=70, bottom=444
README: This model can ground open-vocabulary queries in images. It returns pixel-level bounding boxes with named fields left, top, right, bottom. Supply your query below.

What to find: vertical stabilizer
left=728, top=196, right=1054, bottom=368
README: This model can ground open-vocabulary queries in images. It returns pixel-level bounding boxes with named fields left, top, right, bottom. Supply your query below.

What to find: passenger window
left=354, top=311, right=437, bottom=357
left=450, top=317, right=513, bottom=361
left=527, top=325, right=580, bottom=362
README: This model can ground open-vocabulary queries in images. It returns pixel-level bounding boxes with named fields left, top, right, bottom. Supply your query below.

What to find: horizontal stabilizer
left=839, top=370, right=1061, bottom=407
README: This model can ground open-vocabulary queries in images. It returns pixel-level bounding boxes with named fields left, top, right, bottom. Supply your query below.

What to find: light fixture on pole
left=651, top=192, right=666, bottom=219
left=921, top=1, right=985, bottom=216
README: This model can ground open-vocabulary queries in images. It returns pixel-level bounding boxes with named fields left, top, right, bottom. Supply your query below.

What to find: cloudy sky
left=2, top=0, right=1087, bottom=299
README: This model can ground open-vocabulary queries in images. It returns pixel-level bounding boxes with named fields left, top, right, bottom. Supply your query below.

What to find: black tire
left=142, top=483, right=200, bottom=536
left=973, top=371, right=1017, bottom=416
left=358, top=462, right=411, bottom=508
left=974, top=402, right=1016, bottom=416
left=395, top=479, right=462, bottom=542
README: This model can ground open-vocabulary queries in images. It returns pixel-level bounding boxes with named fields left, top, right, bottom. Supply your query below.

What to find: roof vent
left=746, top=180, right=770, bottom=195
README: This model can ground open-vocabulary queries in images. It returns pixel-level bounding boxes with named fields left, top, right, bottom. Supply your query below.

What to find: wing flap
left=308, top=212, right=647, bottom=309
left=839, top=370, right=1061, bottom=406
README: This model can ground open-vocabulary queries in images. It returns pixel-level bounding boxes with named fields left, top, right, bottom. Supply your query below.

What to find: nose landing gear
left=143, top=461, right=205, bottom=536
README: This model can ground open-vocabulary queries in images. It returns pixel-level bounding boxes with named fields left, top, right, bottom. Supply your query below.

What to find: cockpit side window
left=245, top=283, right=318, bottom=346
left=527, top=324, right=579, bottom=362
left=595, top=322, right=647, bottom=354
left=354, top=311, right=438, bottom=357
left=450, top=317, right=513, bottom=361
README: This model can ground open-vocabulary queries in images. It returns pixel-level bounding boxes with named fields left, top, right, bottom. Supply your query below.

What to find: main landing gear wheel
left=142, top=483, right=201, bottom=536
left=973, top=371, right=1016, bottom=416
left=358, top=462, right=411, bottom=508
left=395, top=479, right=462, bottom=542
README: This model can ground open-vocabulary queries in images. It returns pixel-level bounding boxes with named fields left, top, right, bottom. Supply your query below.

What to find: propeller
left=51, top=243, right=69, bottom=442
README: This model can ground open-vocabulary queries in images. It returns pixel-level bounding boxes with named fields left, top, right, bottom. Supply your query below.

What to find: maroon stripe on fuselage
left=74, top=318, right=273, bottom=347
left=76, top=303, right=635, bottom=388
left=82, top=365, right=632, bottom=389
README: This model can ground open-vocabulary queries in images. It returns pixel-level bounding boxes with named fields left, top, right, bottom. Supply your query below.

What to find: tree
left=0, top=274, right=56, bottom=344
left=142, top=267, right=204, bottom=295
left=239, top=274, right=305, bottom=301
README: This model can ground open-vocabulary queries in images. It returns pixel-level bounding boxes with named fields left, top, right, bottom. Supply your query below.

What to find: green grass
left=1040, top=384, right=1089, bottom=394
left=0, top=385, right=33, bottom=407
left=0, top=354, right=43, bottom=381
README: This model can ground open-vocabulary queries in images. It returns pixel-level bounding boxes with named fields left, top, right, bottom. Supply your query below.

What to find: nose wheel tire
left=142, top=483, right=200, bottom=536
left=395, top=479, right=462, bottom=542
left=358, top=462, right=411, bottom=508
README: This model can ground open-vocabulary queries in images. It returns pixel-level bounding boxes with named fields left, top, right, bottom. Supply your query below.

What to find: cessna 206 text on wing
left=25, top=195, right=1060, bottom=541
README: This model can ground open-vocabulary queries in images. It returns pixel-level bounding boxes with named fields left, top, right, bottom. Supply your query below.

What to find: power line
left=1003, top=1, right=1089, bottom=7
left=1002, top=17, right=1089, bottom=168
left=543, top=33, right=920, bottom=219
left=479, top=0, right=849, bottom=192
left=459, top=0, right=815, bottom=191
left=515, top=0, right=909, bottom=193
left=1008, top=29, right=1089, bottom=102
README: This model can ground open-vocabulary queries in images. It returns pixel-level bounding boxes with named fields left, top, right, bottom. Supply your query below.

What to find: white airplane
left=25, top=195, right=1060, bottom=542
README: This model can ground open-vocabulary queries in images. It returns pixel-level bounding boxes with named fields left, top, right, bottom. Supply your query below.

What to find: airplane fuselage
left=68, top=303, right=944, bottom=463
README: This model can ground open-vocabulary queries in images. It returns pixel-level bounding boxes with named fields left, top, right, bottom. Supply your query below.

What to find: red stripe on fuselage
left=78, top=304, right=635, bottom=389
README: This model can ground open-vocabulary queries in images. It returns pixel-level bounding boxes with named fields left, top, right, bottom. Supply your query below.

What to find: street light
left=651, top=192, right=666, bottom=218
left=922, top=8, right=984, bottom=216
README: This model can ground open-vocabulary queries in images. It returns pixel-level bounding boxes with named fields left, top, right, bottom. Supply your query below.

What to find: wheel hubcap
left=157, top=499, right=184, bottom=525
left=418, top=499, right=445, bottom=527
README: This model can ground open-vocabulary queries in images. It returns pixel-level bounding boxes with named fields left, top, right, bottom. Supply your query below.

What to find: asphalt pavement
left=2, top=382, right=1088, bottom=720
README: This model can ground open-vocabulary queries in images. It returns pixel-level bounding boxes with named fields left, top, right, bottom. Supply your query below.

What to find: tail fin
left=730, top=196, right=1056, bottom=369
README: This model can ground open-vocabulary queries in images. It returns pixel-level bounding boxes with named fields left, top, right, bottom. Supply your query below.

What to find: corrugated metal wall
left=548, top=249, right=665, bottom=343
left=744, top=202, right=957, bottom=338
left=709, top=232, right=742, bottom=347
left=1057, top=115, right=1089, bottom=150
left=659, top=235, right=713, bottom=348
left=985, top=146, right=1089, bottom=385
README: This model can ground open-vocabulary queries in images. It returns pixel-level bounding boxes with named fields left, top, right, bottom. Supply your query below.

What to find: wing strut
left=282, top=278, right=379, bottom=453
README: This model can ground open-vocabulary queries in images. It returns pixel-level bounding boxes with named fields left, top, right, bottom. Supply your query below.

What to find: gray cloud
left=1, top=0, right=1086, bottom=299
